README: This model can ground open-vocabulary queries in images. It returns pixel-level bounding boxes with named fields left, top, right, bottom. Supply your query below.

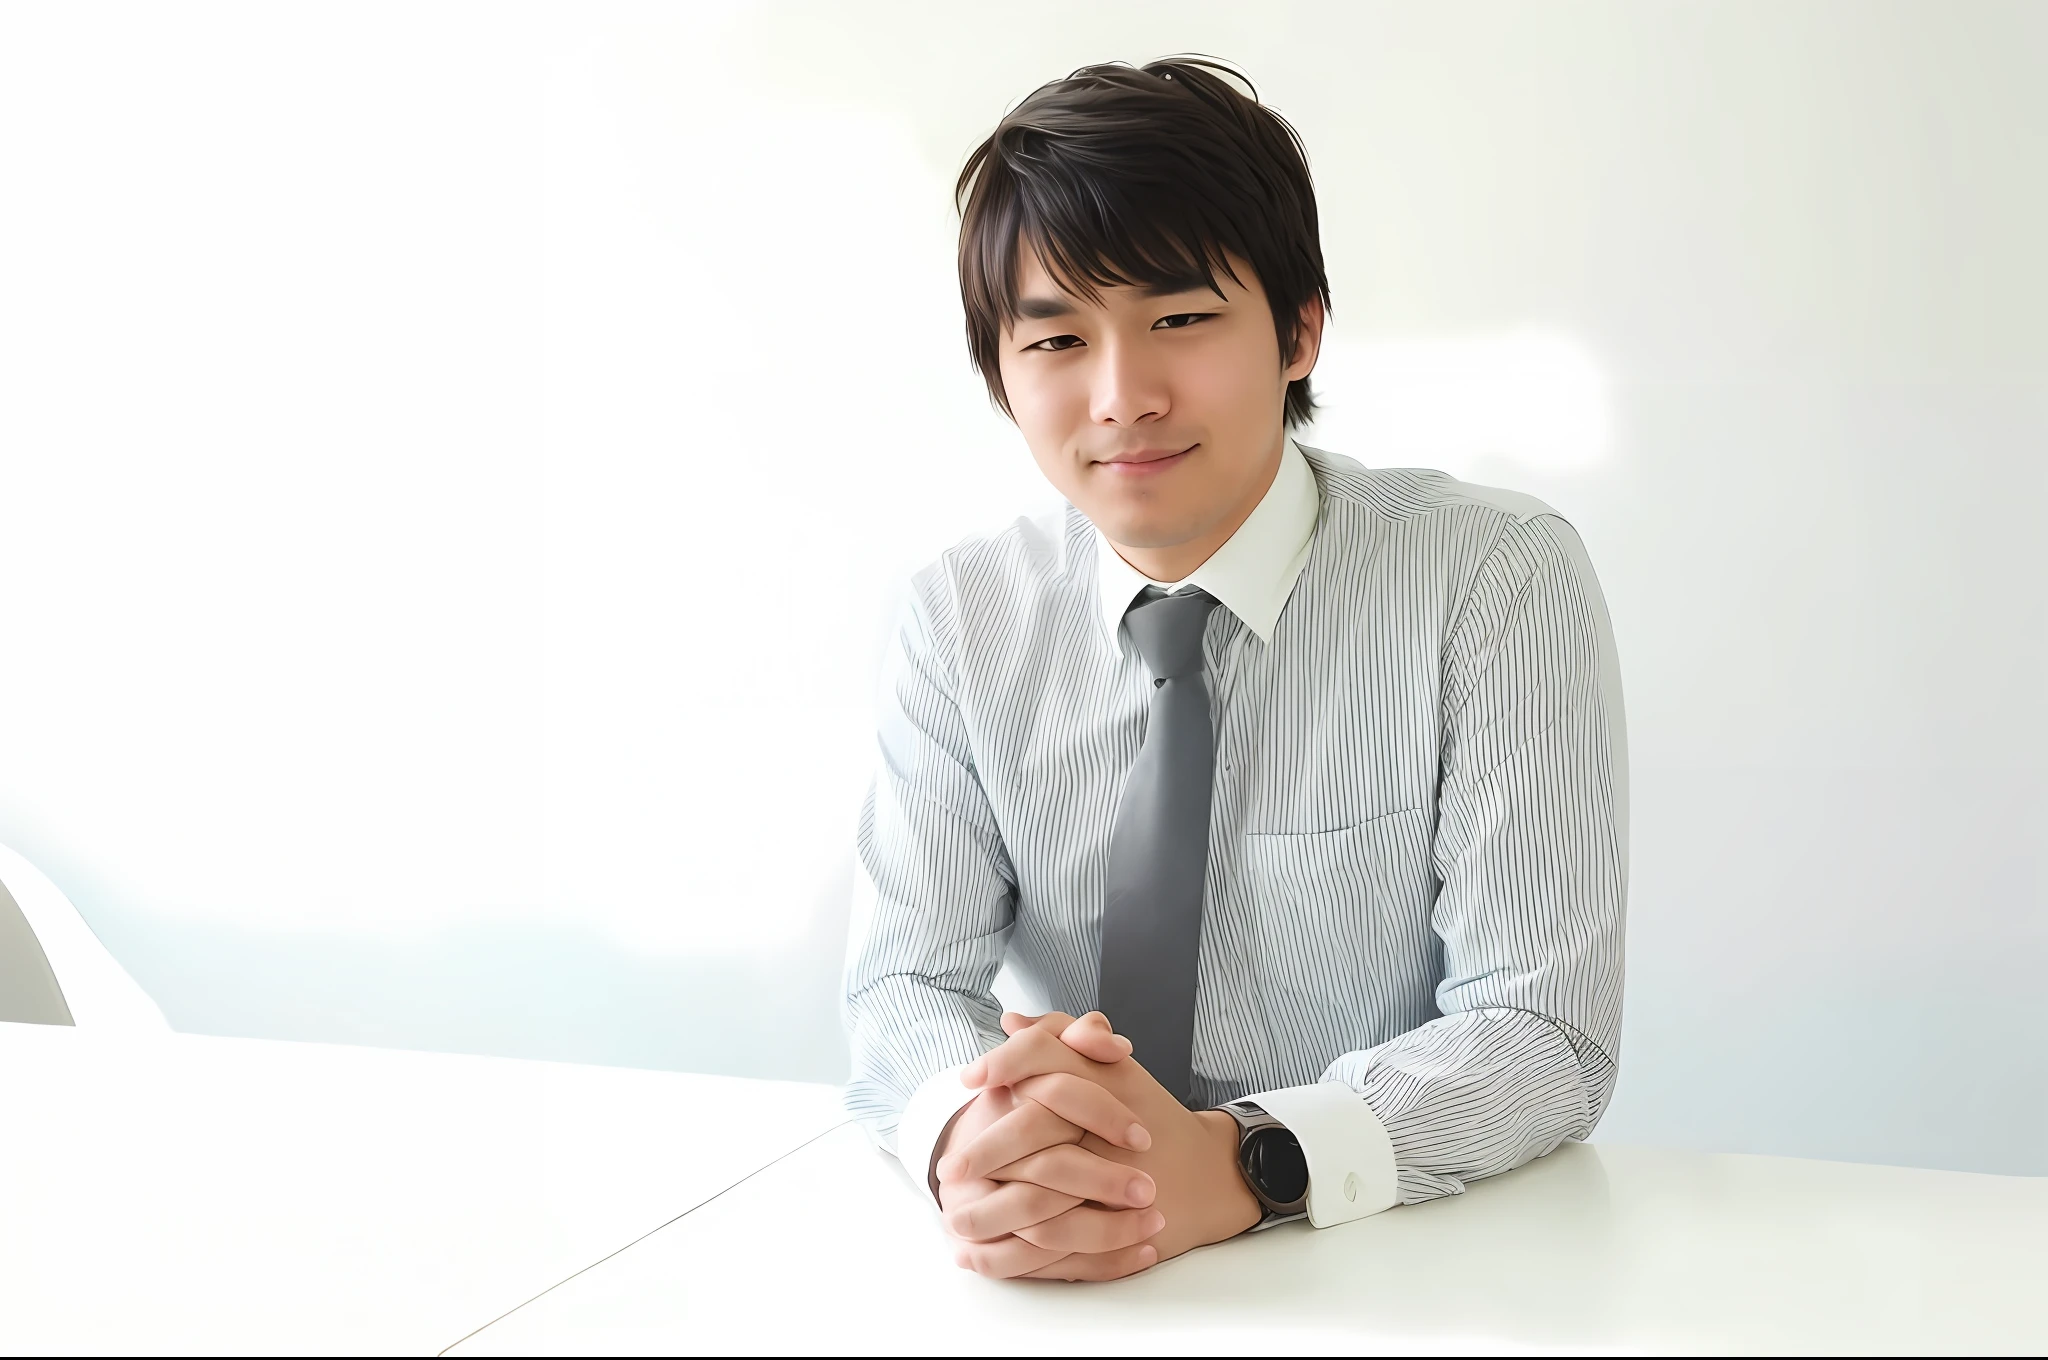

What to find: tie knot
left=1124, top=587, right=1219, bottom=680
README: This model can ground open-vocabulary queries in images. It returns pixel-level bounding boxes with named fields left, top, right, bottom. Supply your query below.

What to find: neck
left=1110, top=435, right=1284, bottom=582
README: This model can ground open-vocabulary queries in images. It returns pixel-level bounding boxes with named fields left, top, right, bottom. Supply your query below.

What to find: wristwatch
left=1218, top=1099, right=1310, bottom=1226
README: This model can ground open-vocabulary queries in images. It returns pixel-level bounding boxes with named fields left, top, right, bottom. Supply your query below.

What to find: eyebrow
left=1014, top=278, right=1221, bottom=321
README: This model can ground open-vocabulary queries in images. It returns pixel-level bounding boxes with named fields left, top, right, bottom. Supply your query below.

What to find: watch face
left=1243, top=1126, right=1310, bottom=1206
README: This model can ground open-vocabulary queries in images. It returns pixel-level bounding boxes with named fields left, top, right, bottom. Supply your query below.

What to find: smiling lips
left=1097, top=444, right=1197, bottom=474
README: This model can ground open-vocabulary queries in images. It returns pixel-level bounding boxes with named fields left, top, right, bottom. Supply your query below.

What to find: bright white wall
left=1, top=1, right=2041, bottom=1172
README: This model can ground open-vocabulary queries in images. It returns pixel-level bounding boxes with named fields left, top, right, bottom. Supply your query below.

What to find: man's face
left=996, top=244, right=1319, bottom=556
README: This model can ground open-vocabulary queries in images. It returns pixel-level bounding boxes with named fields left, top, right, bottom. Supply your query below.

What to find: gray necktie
left=1097, top=585, right=1222, bottom=1107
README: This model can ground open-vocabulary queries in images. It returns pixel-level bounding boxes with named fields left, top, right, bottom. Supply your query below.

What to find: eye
left=1154, top=312, right=1213, bottom=330
left=1026, top=334, right=1085, bottom=352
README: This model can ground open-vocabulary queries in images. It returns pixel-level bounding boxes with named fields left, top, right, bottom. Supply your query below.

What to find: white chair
left=0, top=840, right=168, bottom=1030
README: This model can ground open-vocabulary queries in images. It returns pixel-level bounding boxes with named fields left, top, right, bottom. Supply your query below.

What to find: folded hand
left=932, top=1011, right=1163, bottom=1281
left=938, top=1010, right=1260, bottom=1281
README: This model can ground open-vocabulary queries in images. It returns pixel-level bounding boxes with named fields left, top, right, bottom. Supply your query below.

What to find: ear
left=1283, top=295, right=1325, bottom=382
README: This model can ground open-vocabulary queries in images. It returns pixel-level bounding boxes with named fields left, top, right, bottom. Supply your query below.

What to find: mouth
left=1095, top=443, right=1197, bottom=475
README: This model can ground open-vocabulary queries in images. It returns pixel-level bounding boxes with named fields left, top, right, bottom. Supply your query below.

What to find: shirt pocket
left=1238, top=807, right=1437, bottom=1051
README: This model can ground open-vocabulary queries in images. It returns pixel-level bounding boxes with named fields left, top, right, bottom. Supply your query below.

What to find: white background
left=1, top=1, right=2041, bottom=1174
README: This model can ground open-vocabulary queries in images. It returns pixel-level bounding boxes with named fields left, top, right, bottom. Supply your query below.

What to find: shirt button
left=1343, top=1172, right=1359, bottom=1202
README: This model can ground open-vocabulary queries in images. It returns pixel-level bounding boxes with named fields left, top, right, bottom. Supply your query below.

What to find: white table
left=0, top=1022, right=846, bottom=1355
left=451, top=1120, right=2048, bottom=1356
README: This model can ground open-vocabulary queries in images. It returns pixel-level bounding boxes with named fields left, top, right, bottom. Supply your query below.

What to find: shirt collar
left=1092, top=435, right=1321, bottom=652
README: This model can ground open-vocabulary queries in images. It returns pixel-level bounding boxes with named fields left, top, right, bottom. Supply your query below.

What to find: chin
left=1094, top=506, right=1199, bottom=552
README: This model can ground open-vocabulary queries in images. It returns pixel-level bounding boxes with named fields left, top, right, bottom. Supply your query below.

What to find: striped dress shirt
left=842, top=438, right=1627, bottom=1225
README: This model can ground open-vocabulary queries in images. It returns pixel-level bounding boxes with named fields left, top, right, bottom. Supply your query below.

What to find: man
left=843, top=57, right=1627, bottom=1283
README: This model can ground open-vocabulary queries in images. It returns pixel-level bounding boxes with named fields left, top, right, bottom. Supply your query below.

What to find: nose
left=1087, top=334, right=1170, bottom=428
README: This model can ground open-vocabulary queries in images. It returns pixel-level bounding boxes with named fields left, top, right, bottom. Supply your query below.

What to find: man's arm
left=1238, top=511, right=1628, bottom=1224
left=843, top=573, right=1019, bottom=1175
left=842, top=575, right=1154, bottom=1230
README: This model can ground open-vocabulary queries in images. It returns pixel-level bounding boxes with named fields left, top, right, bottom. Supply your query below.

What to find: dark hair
left=955, top=56, right=1330, bottom=429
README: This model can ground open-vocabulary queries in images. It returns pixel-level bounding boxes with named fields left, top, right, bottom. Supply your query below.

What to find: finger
left=1011, top=1071, right=1149, bottom=1151
left=935, top=1171, right=1003, bottom=1219
left=1056, top=1011, right=1133, bottom=1064
left=965, top=1022, right=1107, bottom=1093
left=938, top=1100, right=1083, bottom=1185
left=964, top=1015, right=1078, bottom=1088
left=952, top=1233, right=1070, bottom=1280
left=1013, top=1203, right=1165, bottom=1254
left=986, top=1143, right=1156, bottom=1208
left=943, top=1180, right=1085, bottom=1242
left=1019, top=1242, right=1161, bottom=1282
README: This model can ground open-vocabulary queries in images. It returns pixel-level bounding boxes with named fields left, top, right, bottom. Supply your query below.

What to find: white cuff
left=895, top=1065, right=979, bottom=1207
left=1240, top=1080, right=1398, bottom=1227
